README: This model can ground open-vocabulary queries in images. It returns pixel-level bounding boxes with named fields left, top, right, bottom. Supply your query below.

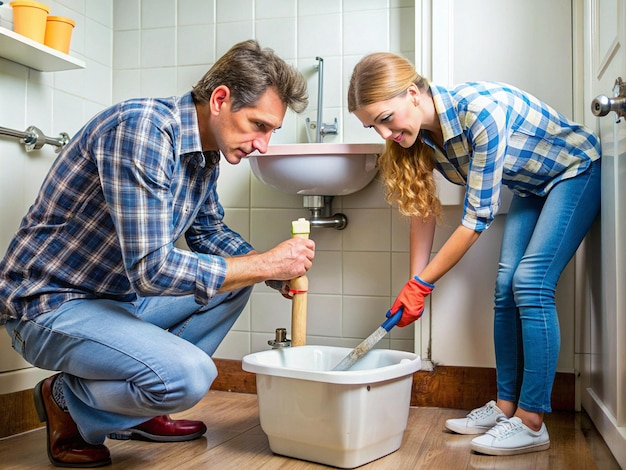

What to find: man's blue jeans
left=5, top=286, right=252, bottom=444
left=494, top=159, right=601, bottom=413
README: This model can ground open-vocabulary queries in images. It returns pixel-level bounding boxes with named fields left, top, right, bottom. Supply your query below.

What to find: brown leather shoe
left=107, top=415, right=207, bottom=442
left=34, top=374, right=111, bottom=468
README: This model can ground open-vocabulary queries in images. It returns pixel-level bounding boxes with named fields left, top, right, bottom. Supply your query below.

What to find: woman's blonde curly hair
left=348, top=52, right=441, bottom=220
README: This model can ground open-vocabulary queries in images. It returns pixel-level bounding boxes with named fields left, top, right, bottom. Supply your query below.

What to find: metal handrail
left=0, top=125, right=70, bottom=152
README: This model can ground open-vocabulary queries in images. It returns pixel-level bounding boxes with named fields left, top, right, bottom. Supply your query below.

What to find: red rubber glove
left=389, top=276, right=434, bottom=327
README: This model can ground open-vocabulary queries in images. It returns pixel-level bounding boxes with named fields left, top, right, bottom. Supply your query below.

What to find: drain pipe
left=303, top=196, right=348, bottom=230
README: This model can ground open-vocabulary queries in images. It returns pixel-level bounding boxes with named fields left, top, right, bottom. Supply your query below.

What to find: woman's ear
left=210, top=85, right=231, bottom=115
left=407, top=84, right=420, bottom=107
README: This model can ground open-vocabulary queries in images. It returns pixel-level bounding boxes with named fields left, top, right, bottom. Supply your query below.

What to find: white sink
left=247, top=143, right=383, bottom=196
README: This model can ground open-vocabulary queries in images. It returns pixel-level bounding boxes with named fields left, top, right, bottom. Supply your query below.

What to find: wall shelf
left=0, top=26, right=85, bottom=72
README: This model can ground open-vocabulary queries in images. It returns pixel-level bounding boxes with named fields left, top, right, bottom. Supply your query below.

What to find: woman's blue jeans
left=4, top=286, right=252, bottom=444
left=494, top=159, right=601, bottom=413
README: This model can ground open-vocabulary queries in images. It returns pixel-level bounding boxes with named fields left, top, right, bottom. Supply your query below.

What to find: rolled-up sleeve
left=461, top=103, right=508, bottom=232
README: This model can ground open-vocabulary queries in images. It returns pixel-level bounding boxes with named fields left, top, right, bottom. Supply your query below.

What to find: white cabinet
left=415, top=0, right=576, bottom=371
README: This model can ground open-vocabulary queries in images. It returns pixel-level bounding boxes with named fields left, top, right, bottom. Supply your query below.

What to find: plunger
left=289, top=218, right=310, bottom=346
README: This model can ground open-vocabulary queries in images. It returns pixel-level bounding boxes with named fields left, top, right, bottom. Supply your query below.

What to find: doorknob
left=591, top=77, right=626, bottom=122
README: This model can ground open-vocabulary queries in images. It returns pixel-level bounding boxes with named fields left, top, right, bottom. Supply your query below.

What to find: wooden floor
left=0, top=390, right=620, bottom=469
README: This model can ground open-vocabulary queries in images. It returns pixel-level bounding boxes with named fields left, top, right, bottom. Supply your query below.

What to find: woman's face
left=353, top=85, right=422, bottom=148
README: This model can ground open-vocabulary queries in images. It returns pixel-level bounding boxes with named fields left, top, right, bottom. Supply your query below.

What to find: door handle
left=591, top=77, right=626, bottom=122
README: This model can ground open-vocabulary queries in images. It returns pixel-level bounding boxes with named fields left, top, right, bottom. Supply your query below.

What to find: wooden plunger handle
left=290, top=218, right=310, bottom=347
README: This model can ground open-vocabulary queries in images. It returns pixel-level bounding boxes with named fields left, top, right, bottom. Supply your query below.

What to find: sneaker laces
left=485, top=416, right=524, bottom=439
left=467, top=401, right=497, bottom=420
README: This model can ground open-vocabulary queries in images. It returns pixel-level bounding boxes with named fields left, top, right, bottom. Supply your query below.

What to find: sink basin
left=247, top=143, right=383, bottom=196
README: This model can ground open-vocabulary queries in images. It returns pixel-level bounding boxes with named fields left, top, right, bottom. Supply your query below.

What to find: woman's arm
left=418, top=224, right=481, bottom=284
left=410, top=215, right=436, bottom=277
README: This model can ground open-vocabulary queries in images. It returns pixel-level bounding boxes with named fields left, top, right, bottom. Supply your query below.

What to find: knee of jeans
left=511, top=265, right=556, bottom=307
left=494, top=266, right=515, bottom=303
left=166, top=352, right=217, bottom=408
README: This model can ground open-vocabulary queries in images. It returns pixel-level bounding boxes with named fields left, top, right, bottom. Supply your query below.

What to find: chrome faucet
left=306, top=56, right=338, bottom=143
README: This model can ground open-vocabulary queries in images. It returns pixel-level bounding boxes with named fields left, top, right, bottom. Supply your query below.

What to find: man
left=0, top=40, right=314, bottom=467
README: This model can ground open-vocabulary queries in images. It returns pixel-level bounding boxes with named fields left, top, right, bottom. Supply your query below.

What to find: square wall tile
left=84, top=60, right=112, bottom=106
left=54, top=64, right=86, bottom=99
left=178, top=0, right=215, bottom=26
left=86, top=0, right=112, bottom=28
left=114, top=0, right=140, bottom=30
left=298, top=14, right=341, bottom=58
left=215, top=22, right=254, bottom=57
left=343, top=0, right=387, bottom=12
left=85, top=18, right=113, bottom=67
left=250, top=291, right=292, bottom=333
left=342, top=178, right=387, bottom=209
left=391, top=251, right=410, bottom=293
left=391, top=209, right=410, bottom=252
left=251, top=332, right=274, bottom=353
left=342, top=295, right=391, bottom=338
left=142, top=0, right=176, bottom=28
left=216, top=0, right=253, bottom=23
left=249, top=208, right=307, bottom=252
left=255, top=18, right=297, bottom=60
left=141, top=28, right=176, bottom=68
left=256, top=0, right=296, bottom=19
left=178, top=25, right=215, bottom=66
left=250, top=175, right=302, bottom=208
left=139, top=67, right=177, bottom=98
left=217, top=159, right=250, bottom=208
left=177, top=65, right=212, bottom=96
left=344, top=9, right=389, bottom=55
left=114, top=30, right=141, bottom=70
left=343, top=251, right=391, bottom=296
left=222, top=208, right=251, bottom=242
left=390, top=5, right=415, bottom=52
left=297, top=0, right=340, bottom=16
left=214, top=331, right=251, bottom=359
left=306, top=294, right=342, bottom=337
left=307, top=250, right=342, bottom=295
left=341, top=208, right=391, bottom=252
left=113, top=69, right=141, bottom=102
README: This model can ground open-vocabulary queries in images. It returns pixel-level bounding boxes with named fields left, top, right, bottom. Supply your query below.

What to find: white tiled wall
left=0, top=0, right=114, bottom=385
left=110, top=0, right=416, bottom=359
left=0, top=0, right=417, bottom=373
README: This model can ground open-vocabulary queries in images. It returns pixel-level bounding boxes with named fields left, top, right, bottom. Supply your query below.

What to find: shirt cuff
left=194, top=253, right=228, bottom=304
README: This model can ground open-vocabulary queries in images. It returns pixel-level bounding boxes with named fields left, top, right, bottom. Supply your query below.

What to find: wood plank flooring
left=0, top=390, right=620, bottom=469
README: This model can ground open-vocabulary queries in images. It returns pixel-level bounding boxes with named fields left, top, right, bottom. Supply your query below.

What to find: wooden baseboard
left=0, top=359, right=574, bottom=439
left=211, top=359, right=574, bottom=411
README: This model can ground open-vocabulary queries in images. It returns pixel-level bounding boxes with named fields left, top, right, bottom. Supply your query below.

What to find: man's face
left=211, top=86, right=287, bottom=165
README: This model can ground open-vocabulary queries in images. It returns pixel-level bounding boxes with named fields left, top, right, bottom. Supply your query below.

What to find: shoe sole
left=471, top=440, right=551, bottom=456
left=107, top=429, right=206, bottom=442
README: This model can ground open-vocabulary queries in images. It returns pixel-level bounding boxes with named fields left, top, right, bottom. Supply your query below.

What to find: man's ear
left=210, top=85, right=230, bottom=115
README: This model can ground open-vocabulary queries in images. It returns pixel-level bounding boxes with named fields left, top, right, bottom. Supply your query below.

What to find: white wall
left=0, top=0, right=417, bottom=392
left=110, top=0, right=417, bottom=360
left=423, top=0, right=576, bottom=372
left=0, top=0, right=113, bottom=392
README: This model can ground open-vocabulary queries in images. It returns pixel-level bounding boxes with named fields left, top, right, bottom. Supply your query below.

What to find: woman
left=347, top=52, right=601, bottom=456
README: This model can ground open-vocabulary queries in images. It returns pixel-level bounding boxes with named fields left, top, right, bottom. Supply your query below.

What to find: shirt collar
left=429, top=84, right=464, bottom=143
left=179, top=91, right=219, bottom=169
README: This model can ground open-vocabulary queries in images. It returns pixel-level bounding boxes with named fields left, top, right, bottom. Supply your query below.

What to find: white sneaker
left=445, top=400, right=506, bottom=435
left=470, top=416, right=550, bottom=456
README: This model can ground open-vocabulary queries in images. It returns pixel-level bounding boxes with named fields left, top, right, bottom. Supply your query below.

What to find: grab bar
left=0, top=125, right=70, bottom=152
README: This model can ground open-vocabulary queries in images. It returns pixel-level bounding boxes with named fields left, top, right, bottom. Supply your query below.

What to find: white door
left=579, top=0, right=626, bottom=467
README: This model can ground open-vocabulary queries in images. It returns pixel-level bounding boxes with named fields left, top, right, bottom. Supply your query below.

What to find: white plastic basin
left=242, top=345, right=421, bottom=468
left=247, top=143, right=383, bottom=196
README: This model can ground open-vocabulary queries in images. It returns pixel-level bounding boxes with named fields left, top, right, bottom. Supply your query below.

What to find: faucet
left=306, top=56, right=338, bottom=143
